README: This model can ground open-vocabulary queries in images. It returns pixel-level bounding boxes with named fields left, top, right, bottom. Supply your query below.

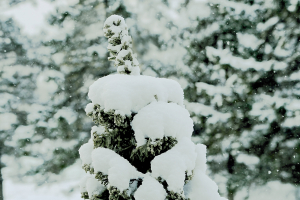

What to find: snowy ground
left=4, top=160, right=296, bottom=200
left=4, top=160, right=84, bottom=200
left=4, top=178, right=296, bottom=200
left=236, top=181, right=296, bottom=200
left=5, top=179, right=81, bottom=200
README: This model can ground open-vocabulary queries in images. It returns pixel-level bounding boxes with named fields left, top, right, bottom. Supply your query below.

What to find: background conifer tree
left=5, top=0, right=135, bottom=181
left=0, top=17, right=37, bottom=200
left=180, top=0, right=300, bottom=199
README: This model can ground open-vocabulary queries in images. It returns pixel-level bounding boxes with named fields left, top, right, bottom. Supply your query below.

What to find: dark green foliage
left=86, top=104, right=178, bottom=175
left=130, top=136, right=178, bottom=173
left=81, top=191, right=89, bottom=199
left=156, top=177, right=187, bottom=200
left=108, top=186, right=131, bottom=200
left=95, top=172, right=109, bottom=186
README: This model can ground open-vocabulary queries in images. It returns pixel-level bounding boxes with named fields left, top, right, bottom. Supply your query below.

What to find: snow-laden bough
left=79, top=14, right=227, bottom=200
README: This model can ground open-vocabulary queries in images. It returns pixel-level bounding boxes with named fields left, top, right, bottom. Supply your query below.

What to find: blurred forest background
left=0, top=0, right=299, bottom=200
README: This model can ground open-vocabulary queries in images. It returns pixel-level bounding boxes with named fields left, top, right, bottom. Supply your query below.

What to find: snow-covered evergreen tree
left=79, top=15, right=226, bottom=200
left=181, top=0, right=300, bottom=199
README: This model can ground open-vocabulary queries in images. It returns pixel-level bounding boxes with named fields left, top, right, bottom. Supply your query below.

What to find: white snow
left=91, top=148, right=141, bottom=192
left=196, top=82, right=231, bottom=96
left=21, top=138, right=77, bottom=161
left=211, top=0, right=259, bottom=17
left=3, top=159, right=85, bottom=200
left=91, top=126, right=105, bottom=137
left=282, top=115, right=300, bottom=127
left=0, top=113, right=17, bottom=131
left=0, top=65, right=39, bottom=79
left=51, top=52, right=65, bottom=65
left=79, top=175, right=91, bottom=193
left=257, top=17, right=279, bottom=32
left=185, top=101, right=231, bottom=124
left=236, top=154, right=260, bottom=166
left=34, top=70, right=64, bottom=104
left=79, top=140, right=93, bottom=166
left=85, top=103, right=94, bottom=114
left=134, top=175, right=166, bottom=200
left=115, top=49, right=140, bottom=76
left=86, top=177, right=106, bottom=199
left=206, top=47, right=288, bottom=72
left=12, top=125, right=35, bottom=140
left=184, top=170, right=224, bottom=200
left=235, top=181, right=296, bottom=200
left=290, top=71, right=300, bottom=80
left=54, top=107, right=77, bottom=124
left=131, top=101, right=193, bottom=146
left=184, top=143, right=224, bottom=200
left=151, top=138, right=197, bottom=193
left=104, top=15, right=127, bottom=34
left=194, top=144, right=207, bottom=173
left=237, top=33, right=264, bottom=50
left=88, top=74, right=184, bottom=115
left=193, top=22, right=220, bottom=42
left=168, top=76, right=189, bottom=90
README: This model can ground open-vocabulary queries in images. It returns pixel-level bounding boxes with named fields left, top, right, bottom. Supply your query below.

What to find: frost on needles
left=79, top=15, right=226, bottom=200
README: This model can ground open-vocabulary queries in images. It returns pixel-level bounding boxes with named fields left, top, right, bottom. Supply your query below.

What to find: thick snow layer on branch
left=54, top=107, right=77, bottom=124
left=88, top=74, right=184, bottom=115
left=151, top=138, right=197, bottom=193
left=196, top=82, right=231, bottom=96
left=184, top=144, right=224, bottom=200
left=184, top=101, right=231, bottom=124
left=237, top=33, right=264, bottom=50
left=282, top=115, right=300, bottom=127
left=132, top=101, right=193, bottom=146
left=257, top=17, right=279, bottom=32
left=12, top=125, right=35, bottom=140
left=194, top=144, right=207, bottom=173
left=80, top=176, right=90, bottom=193
left=134, top=175, right=166, bottom=200
left=79, top=140, right=93, bottom=166
left=85, top=103, right=94, bottom=114
left=91, top=148, right=141, bottom=191
left=211, top=0, right=259, bottom=17
left=86, top=177, right=106, bottom=199
left=0, top=113, right=17, bottom=131
left=206, top=47, right=287, bottom=71
left=184, top=170, right=225, bottom=200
